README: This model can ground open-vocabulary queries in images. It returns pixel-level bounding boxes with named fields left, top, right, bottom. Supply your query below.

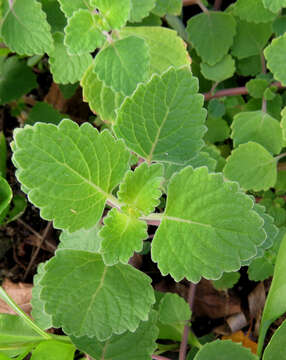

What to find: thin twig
left=196, top=0, right=209, bottom=12
left=23, top=222, right=52, bottom=280
left=179, top=283, right=197, bottom=360
left=276, top=152, right=286, bottom=162
left=261, top=52, right=267, bottom=74
left=182, top=0, right=198, bottom=5
left=213, top=0, right=222, bottom=10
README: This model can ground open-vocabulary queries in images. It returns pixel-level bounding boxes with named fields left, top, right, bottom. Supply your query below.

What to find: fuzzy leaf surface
left=12, top=120, right=130, bottom=232
left=99, top=208, right=148, bottom=265
left=57, top=0, right=89, bottom=17
left=48, top=32, right=92, bottom=84
left=64, top=10, right=106, bottom=54
left=70, top=310, right=158, bottom=360
left=231, top=111, right=283, bottom=154
left=90, top=0, right=131, bottom=29
left=245, top=79, right=269, bottom=99
left=152, top=0, right=182, bottom=16
left=31, top=341, right=76, bottom=360
left=129, top=0, right=156, bottom=22
left=118, top=163, right=163, bottom=216
left=159, top=293, right=191, bottom=325
left=59, top=225, right=102, bottom=252
left=40, top=250, right=155, bottom=340
left=194, top=340, right=257, bottom=360
left=200, top=55, right=235, bottom=82
left=94, top=36, right=150, bottom=95
left=262, top=0, right=286, bottom=13
left=1, top=0, right=53, bottom=55
left=265, top=34, right=286, bottom=86
left=186, top=12, right=236, bottom=65
left=114, top=67, right=206, bottom=164
left=212, top=272, right=240, bottom=291
left=231, top=19, right=272, bottom=59
left=205, top=117, right=230, bottom=143
left=151, top=166, right=265, bottom=282
left=233, top=0, right=276, bottom=23
left=223, top=142, right=277, bottom=191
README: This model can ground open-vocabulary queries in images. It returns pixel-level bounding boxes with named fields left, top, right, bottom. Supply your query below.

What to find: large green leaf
left=129, top=0, right=156, bottom=22
left=231, top=111, right=283, bottom=154
left=1, top=0, right=53, bottom=55
left=64, top=9, right=106, bottom=54
left=152, top=0, right=182, bottom=16
left=39, top=0, right=67, bottom=33
left=118, top=163, right=163, bottom=216
left=186, top=12, right=236, bottom=65
left=91, top=0, right=131, bottom=29
left=265, top=34, right=286, bottom=86
left=151, top=166, right=265, bottom=282
left=40, top=249, right=155, bottom=340
left=59, top=225, right=102, bottom=252
left=0, top=56, right=37, bottom=105
left=12, top=120, right=130, bottom=232
left=70, top=310, right=158, bottom=360
left=99, top=208, right=148, bottom=265
left=262, top=0, right=286, bottom=13
left=48, top=32, right=92, bottom=84
left=200, top=55, right=235, bottom=82
left=57, top=0, right=89, bottom=17
left=194, top=340, right=258, bottom=360
left=258, top=234, right=286, bottom=356
left=31, top=341, right=76, bottom=360
left=223, top=142, right=277, bottom=191
left=263, top=319, right=286, bottom=360
left=233, top=0, right=276, bottom=23
left=231, top=19, right=272, bottom=59
left=93, top=36, right=150, bottom=95
left=114, top=67, right=206, bottom=164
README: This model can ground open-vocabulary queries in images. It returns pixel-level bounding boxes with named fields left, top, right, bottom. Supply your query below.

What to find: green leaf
left=31, top=340, right=76, bottom=360
left=64, top=10, right=106, bottom=55
left=91, top=0, right=131, bottom=29
left=31, top=263, right=53, bottom=330
left=118, top=163, right=163, bottom=216
left=194, top=340, right=258, bottom=360
left=40, top=249, right=155, bottom=340
left=48, top=32, right=93, bottom=84
left=186, top=12, right=236, bottom=65
left=265, top=34, right=286, bottom=86
left=159, top=293, right=191, bottom=325
left=0, top=56, right=37, bottom=105
left=39, top=0, right=67, bottom=33
left=207, top=99, right=225, bottom=118
left=231, top=19, right=272, bottom=59
left=246, top=79, right=269, bottom=99
left=129, top=0, right=156, bottom=22
left=70, top=310, right=158, bottom=360
left=223, top=142, right=277, bottom=191
left=237, top=55, right=261, bottom=76
left=3, top=195, right=27, bottom=225
left=99, top=208, right=148, bottom=265
left=26, top=102, right=66, bottom=125
left=233, top=0, right=276, bottom=23
left=273, top=16, right=286, bottom=36
left=12, top=119, right=130, bottom=232
left=0, top=177, right=12, bottom=215
left=152, top=0, right=182, bottom=16
left=1, top=0, right=53, bottom=55
left=205, top=117, right=230, bottom=143
left=262, top=0, right=286, bottom=13
left=200, top=55, right=235, bottom=82
left=57, top=0, right=89, bottom=17
left=212, top=272, right=240, bottom=291
left=0, top=132, right=7, bottom=178
left=263, top=319, right=286, bottom=359
left=94, top=36, right=150, bottom=95
left=59, top=225, right=102, bottom=252
left=231, top=111, right=283, bottom=154
left=258, top=233, right=286, bottom=356
left=114, top=67, right=206, bottom=164
left=151, top=166, right=265, bottom=282
left=248, top=256, right=274, bottom=281
left=281, top=107, right=286, bottom=144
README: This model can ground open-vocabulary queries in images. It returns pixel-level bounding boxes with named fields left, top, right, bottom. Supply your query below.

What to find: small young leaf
left=94, top=36, right=150, bottom=95
left=223, top=142, right=277, bottom=191
left=246, top=79, right=269, bottom=99
left=48, top=32, right=93, bottom=84
left=40, top=249, right=155, bottom=340
left=205, top=117, right=230, bottom=143
left=0, top=177, right=12, bottom=215
left=152, top=0, right=182, bottom=16
left=70, top=310, right=158, bottom=360
left=231, top=19, right=272, bottom=59
left=159, top=293, right=191, bottom=326
left=114, top=67, right=206, bottom=164
left=262, top=0, right=286, bottom=13
left=152, top=166, right=265, bottom=282
left=129, top=0, right=156, bottom=22
left=265, top=34, right=286, bottom=86
left=118, top=163, right=163, bottom=216
left=57, top=0, right=89, bottom=17
left=194, top=340, right=258, bottom=360
left=99, top=208, right=148, bottom=265
left=212, top=272, right=240, bottom=291
left=248, top=256, right=274, bottom=281
left=1, top=0, right=53, bottom=55
left=237, top=55, right=261, bottom=76
left=186, top=12, right=236, bottom=65
left=90, top=0, right=131, bottom=29
left=64, top=9, right=106, bottom=54
left=12, top=120, right=130, bottom=232
left=233, top=0, right=276, bottom=23
left=26, top=102, right=66, bottom=125
left=59, top=225, right=102, bottom=252
left=231, top=111, right=283, bottom=154
left=200, top=55, right=235, bottom=82
left=263, top=319, right=286, bottom=360
left=30, top=340, right=76, bottom=360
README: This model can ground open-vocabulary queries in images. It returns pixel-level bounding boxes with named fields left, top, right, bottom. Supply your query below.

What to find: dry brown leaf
left=222, top=330, right=258, bottom=354
left=0, top=279, right=32, bottom=315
